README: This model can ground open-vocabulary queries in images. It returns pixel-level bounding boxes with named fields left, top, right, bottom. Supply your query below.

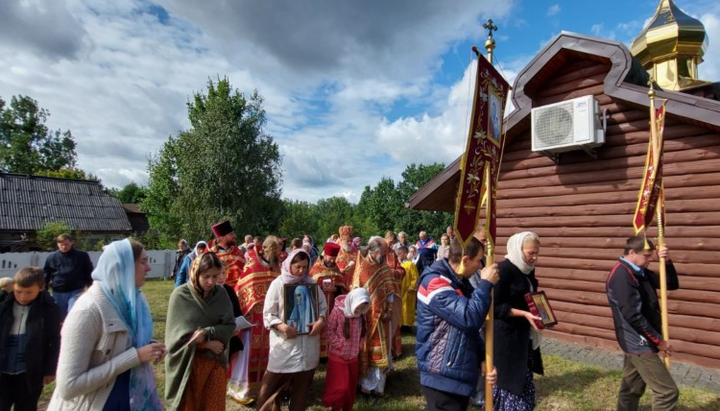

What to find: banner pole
left=648, top=84, right=670, bottom=369
left=482, top=18, right=497, bottom=411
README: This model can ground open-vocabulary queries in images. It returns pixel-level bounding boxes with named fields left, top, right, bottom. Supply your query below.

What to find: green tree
left=0, top=95, right=77, bottom=174
left=356, top=177, right=403, bottom=235
left=35, top=221, right=73, bottom=251
left=395, top=163, right=454, bottom=241
left=142, top=136, right=182, bottom=242
left=279, top=199, right=319, bottom=241
left=144, top=78, right=283, bottom=240
left=108, top=182, right=148, bottom=204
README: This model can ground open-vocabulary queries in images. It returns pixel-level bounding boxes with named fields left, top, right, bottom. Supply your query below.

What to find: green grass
left=40, top=280, right=720, bottom=410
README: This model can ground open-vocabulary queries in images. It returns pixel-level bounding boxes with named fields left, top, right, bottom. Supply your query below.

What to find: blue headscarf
left=92, top=239, right=161, bottom=410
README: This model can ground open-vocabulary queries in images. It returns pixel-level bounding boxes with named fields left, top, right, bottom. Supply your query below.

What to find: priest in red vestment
left=352, top=237, right=395, bottom=396
left=310, top=241, right=348, bottom=358
left=208, top=220, right=245, bottom=288
left=384, top=240, right=405, bottom=359
left=227, top=235, right=282, bottom=405
left=335, top=225, right=357, bottom=285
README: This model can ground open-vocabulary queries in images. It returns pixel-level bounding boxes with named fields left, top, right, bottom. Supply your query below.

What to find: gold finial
left=648, top=74, right=656, bottom=99
left=483, top=19, right=498, bottom=65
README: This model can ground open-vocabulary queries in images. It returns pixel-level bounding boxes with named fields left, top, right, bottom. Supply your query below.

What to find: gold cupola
left=630, top=0, right=709, bottom=90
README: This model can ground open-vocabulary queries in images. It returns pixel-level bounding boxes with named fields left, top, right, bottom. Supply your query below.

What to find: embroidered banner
left=633, top=102, right=667, bottom=233
left=454, top=54, right=510, bottom=248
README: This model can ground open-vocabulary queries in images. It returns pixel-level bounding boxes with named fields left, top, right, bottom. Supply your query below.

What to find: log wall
left=494, top=58, right=720, bottom=368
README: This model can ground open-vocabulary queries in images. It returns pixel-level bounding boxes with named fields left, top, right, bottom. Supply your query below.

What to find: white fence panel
left=0, top=250, right=175, bottom=279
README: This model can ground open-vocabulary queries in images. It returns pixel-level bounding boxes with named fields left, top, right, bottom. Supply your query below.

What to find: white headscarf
left=342, top=287, right=371, bottom=318
left=505, top=231, right=540, bottom=275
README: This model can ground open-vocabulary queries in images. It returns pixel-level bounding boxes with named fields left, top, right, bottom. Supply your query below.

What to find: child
left=0, top=267, right=62, bottom=411
left=323, top=287, right=371, bottom=411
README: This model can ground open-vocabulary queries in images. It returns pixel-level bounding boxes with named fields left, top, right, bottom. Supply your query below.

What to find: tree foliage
left=35, top=168, right=99, bottom=181
left=108, top=182, right=148, bottom=204
left=143, top=78, right=283, bottom=241
left=0, top=95, right=77, bottom=174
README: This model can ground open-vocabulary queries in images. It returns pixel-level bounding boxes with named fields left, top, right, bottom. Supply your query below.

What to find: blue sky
left=0, top=0, right=717, bottom=202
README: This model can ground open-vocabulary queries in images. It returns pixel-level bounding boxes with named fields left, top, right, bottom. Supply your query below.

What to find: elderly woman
left=48, top=239, right=164, bottom=411
left=165, top=252, right=235, bottom=411
left=493, top=231, right=544, bottom=410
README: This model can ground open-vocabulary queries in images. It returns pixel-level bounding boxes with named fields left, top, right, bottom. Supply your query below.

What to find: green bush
left=36, top=221, right=74, bottom=251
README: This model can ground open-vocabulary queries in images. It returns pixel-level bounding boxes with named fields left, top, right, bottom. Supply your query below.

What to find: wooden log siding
left=490, top=58, right=720, bottom=367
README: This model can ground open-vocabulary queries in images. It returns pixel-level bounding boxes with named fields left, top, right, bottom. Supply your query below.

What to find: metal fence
left=0, top=250, right=175, bottom=279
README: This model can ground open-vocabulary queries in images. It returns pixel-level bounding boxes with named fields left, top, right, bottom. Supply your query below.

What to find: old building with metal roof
left=0, top=173, right=133, bottom=251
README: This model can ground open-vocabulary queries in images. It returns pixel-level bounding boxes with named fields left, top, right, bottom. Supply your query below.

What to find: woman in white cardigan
left=48, top=239, right=165, bottom=411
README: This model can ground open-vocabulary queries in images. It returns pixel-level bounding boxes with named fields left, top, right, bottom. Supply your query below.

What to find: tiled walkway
left=542, top=338, right=720, bottom=393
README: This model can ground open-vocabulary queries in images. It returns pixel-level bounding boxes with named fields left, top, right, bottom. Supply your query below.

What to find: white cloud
left=0, top=0, right=519, bottom=203
left=547, top=5, right=561, bottom=17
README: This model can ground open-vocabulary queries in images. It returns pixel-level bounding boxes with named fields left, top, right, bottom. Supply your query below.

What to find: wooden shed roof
left=0, top=173, right=132, bottom=232
left=409, top=31, right=720, bottom=212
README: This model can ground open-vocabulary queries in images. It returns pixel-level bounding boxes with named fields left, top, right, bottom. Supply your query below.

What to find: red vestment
left=385, top=250, right=405, bottom=357
left=227, top=247, right=278, bottom=404
left=352, top=254, right=395, bottom=376
left=208, top=240, right=245, bottom=288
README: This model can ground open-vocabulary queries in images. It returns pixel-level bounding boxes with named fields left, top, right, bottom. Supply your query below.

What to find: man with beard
left=310, top=242, right=347, bottom=359
left=352, top=237, right=396, bottom=397
left=208, top=220, right=245, bottom=288
left=227, top=236, right=283, bottom=405
left=336, top=225, right=357, bottom=285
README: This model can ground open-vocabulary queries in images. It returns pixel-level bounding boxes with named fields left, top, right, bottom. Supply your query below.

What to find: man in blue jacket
left=415, top=237, right=499, bottom=411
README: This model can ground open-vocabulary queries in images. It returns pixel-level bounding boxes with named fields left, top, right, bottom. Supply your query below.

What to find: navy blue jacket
left=415, top=259, right=493, bottom=397
left=606, top=258, right=679, bottom=354
left=43, top=248, right=94, bottom=292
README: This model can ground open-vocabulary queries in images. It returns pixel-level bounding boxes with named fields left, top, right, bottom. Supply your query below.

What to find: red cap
left=324, top=242, right=341, bottom=257
left=211, top=220, right=233, bottom=237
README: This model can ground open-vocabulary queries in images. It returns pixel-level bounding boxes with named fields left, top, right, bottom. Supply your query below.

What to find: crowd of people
left=0, top=224, right=680, bottom=411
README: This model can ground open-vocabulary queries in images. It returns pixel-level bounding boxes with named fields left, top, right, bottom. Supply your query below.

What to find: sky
left=1, top=0, right=718, bottom=203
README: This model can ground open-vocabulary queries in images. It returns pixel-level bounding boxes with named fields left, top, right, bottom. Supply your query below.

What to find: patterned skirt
left=492, top=370, right=536, bottom=411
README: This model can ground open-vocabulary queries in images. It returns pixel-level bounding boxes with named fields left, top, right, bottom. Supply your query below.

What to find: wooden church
left=409, top=0, right=720, bottom=368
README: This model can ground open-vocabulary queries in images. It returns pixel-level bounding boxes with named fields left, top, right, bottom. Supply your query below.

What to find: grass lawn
left=41, top=279, right=720, bottom=410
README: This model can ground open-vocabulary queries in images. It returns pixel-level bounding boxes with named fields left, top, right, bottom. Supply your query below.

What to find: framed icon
left=283, top=284, right=319, bottom=335
left=524, top=291, right=558, bottom=329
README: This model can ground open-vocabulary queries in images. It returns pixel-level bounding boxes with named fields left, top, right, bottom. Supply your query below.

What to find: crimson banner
left=454, top=55, right=510, bottom=248
left=633, top=103, right=666, bottom=233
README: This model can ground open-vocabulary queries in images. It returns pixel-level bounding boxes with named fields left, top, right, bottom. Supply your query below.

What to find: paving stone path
left=542, top=338, right=720, bottom=393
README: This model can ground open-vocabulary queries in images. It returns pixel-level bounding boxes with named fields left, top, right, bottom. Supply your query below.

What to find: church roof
left=409, top=31, right=720, bottom=211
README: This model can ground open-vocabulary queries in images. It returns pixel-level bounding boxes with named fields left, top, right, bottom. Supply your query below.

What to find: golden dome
left=630, top=0, right=708, bottom=90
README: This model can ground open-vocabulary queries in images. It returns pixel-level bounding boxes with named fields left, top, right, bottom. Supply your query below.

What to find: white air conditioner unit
left=531, top=95, right=604, bottom=153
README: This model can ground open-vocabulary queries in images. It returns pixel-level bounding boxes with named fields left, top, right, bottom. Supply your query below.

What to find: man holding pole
left=415, top=237, right=498, bottom=411
left=606, top=235, right=679, bottom=411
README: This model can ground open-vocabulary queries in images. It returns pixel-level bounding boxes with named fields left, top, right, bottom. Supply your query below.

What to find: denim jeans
left=52, top=288, right=83, bottom=318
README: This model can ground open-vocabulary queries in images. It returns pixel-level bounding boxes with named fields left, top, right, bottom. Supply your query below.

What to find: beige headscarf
left=505, top=231, right=540, bottom=275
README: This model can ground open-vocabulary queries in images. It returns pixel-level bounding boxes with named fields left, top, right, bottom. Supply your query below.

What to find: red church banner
left=454, top=55, right=510, bottom=249
left=633, top=102, right=666, bottom=233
